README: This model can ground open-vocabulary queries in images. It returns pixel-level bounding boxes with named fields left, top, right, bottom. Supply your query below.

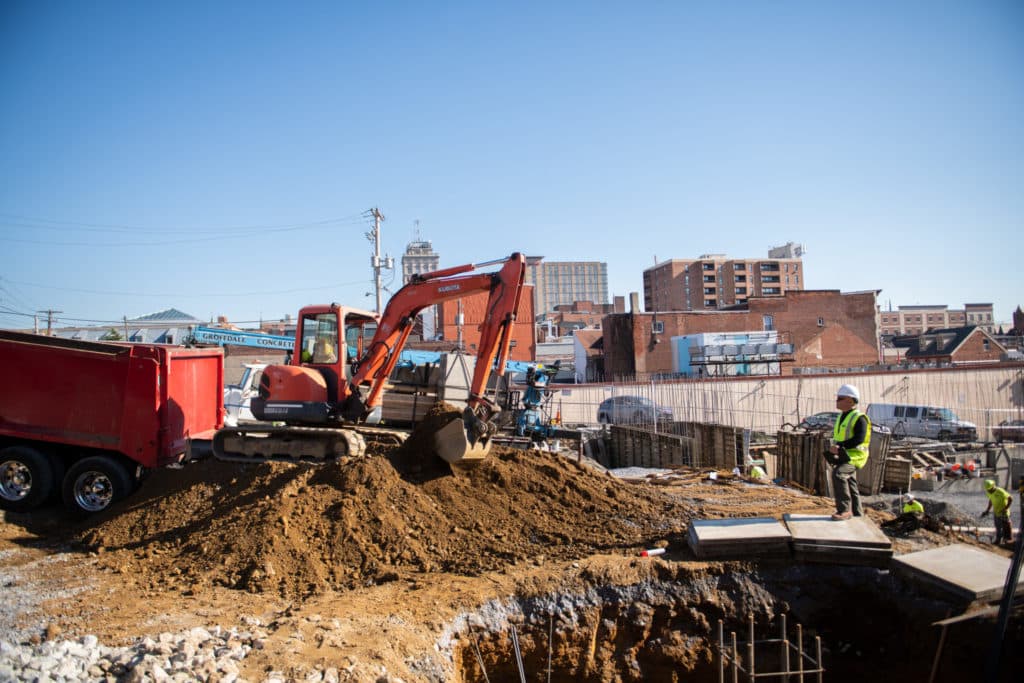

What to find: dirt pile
left=73, top=417, right=692, bottom=600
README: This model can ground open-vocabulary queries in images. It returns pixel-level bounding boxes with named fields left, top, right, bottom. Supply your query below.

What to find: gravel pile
left=0, top=623, right=305, bottom=683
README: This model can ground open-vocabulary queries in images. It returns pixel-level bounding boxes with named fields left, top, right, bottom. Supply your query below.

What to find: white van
left=865, top=403, right=977, bottom=442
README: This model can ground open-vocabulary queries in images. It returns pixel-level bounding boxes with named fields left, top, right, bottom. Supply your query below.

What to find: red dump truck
left=0, top=330, right=223, bottom=515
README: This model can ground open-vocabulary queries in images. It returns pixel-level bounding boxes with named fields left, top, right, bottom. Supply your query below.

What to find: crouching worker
left=824, top=384, right=871, bottom=520
left=882, top=493, right=926, bottom=533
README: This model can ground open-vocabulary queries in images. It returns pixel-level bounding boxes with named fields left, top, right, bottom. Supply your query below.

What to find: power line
left=3, top=277, right=374, bottom=298
left=0, top=211, right=371, bottom=234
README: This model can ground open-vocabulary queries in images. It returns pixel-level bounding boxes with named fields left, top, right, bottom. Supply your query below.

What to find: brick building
left=541, top=298, right=625, bottom=339
left=892, top=326, right=1006, bottom=365
left=432, top=285, right=536, bottom=362
left=643, top=252, right=804, bottom=313
left=603, top=290, right=879, bottom=379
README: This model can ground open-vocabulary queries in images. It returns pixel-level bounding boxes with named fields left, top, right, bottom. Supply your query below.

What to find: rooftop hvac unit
left=740, top=344, right=758, bottom=355
left=721, top=345, right=739, bottom=356
left=777, top=343, right=794, bottom=354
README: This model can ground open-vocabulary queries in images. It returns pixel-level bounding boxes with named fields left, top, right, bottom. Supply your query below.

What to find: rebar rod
left=815, top=635, right=822, bottom=683
left=547, top=613, right=553, bottom=683
left=797, top=624, right=804, bottom=681
left=510, top=624, right=527, bottom=683
left=781, top=614, right=790, bottom=683
left=719, top=620, right=727, bottom=683
left=732, top=631, right=739, bottom=683
left=748, top=614, right=756, bottom=683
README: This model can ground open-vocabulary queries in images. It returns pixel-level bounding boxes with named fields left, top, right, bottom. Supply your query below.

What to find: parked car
left=597, top=396, right=673, bottom=425
left=992, top=419, right=1024, bottom=443
left=798, top=411, right=840, bottom=431
left=865, top=403, right=977, bottom=442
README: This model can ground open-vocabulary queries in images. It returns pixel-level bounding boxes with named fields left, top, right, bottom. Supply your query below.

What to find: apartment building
left=643, top=251, right=804, bottom=312
left=878, top=303, right=994, bottom=336
left=525, top=257, right=609, bottom=316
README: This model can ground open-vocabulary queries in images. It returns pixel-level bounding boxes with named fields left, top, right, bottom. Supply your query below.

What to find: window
left=652, top=321, right=664, bottom=334
left=704, top=287, right=715, bottom=295
left=763, top=315, right=774, bottom=331
left=895, top=406, right=905, bottom=418
left=703, top=275, right=715, bottom=282
left=736, top=287, right=746, bottom=294
left=905, top=407, right=919, bottom=418
left=817, top=317, right=825, bottom=327
left=983, top=339, right=991, bottom=351
left=704, top=299, right=716, bottom=307
left=763, top=287, right=781, bottom=294
left=734, top=275, right=746, bottom=283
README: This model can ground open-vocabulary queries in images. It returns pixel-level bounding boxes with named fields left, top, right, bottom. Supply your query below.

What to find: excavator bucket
left=434, top=417, right=492, bottom=465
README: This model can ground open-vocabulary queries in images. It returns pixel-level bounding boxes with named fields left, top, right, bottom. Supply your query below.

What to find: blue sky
left=1, top=1, right=1021, bottom=330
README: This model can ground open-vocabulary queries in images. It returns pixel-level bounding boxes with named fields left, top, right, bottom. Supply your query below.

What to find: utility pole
left=367, top=207, right=393, bottom=314
left=37, top=309, right=62, bottom=336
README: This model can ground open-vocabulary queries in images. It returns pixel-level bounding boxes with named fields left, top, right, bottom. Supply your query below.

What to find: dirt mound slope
left=73, top=419, right=691, bottom=600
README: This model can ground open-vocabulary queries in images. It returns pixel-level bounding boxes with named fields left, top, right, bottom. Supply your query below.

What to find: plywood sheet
left=783, top=513, right=892, bottom=549
left=891, top=543, right=1024, bottom=603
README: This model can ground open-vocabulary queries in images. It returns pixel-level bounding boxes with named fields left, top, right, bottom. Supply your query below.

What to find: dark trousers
left=994, top=513, right=1012, bottom=544
left=832, top=463, right=862, bottom=516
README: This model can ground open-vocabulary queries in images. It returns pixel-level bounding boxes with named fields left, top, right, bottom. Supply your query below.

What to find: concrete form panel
left=891, top=543, right=1024, bottom=603
left=783, top=513, right=892, bottom=549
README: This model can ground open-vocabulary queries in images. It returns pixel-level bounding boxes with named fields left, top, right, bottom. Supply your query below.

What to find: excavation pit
left=451, top=564, right=1023, bottom=683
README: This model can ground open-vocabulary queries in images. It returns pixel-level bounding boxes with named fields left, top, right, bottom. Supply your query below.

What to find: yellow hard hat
left=984, top=479, right=995, bottom=490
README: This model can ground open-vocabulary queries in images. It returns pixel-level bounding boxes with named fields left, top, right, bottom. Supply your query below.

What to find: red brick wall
left=602, top=290, right=880, bottom=377
left=436, top=285, right=535, bottom=361
left=950, top=330, right=1004, bottom=363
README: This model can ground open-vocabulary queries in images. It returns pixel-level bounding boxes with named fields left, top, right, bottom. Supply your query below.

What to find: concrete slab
left=891, top=543, right=1024, bottom=603
left=688, top=517, right=792, bottom=560
left=783, top=513, right=892, bottom=549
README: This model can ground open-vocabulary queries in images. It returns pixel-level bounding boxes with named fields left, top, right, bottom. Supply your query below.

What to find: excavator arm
left=344, top=253, right=527, bottom=463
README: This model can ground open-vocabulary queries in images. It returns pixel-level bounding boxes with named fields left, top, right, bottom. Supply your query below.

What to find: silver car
left=597, top=396, right=673, bottom=425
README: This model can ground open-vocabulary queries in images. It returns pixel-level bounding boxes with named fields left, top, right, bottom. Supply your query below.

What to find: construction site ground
left=1, top=420, right=1022, bottom=682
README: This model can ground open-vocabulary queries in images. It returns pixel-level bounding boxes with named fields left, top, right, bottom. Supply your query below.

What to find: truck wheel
left=0, top=446, right=56, bottom=512
left=893, top=422, right=907, bottom=439
left=62, top=456, right=132, bottom=515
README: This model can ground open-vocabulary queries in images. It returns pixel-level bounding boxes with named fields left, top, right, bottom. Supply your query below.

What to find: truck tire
left=0, top=446, right=57, bottom=512
left=62, top=455, right=133, bottom=515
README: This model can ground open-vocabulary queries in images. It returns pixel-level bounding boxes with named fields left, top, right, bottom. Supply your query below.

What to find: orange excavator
left=212, top=252, right=526, bottom=466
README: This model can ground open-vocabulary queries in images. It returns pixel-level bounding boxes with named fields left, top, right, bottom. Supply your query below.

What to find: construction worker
left=748, top=463, right=767, bottom=481
left=883, top=492, right=925, bottom=533
left=824, top=384, right=871, bottom=520
left=981, top=479, right=1013, bottom=545
left=902, top=493, right=924, bottom=519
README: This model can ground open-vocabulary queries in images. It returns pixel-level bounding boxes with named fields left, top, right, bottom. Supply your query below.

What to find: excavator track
left=213, top=425, right=373, bottom=464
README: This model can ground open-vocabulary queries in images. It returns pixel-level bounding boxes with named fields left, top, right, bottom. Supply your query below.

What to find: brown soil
left=0, top=411, right=1005, bottom=681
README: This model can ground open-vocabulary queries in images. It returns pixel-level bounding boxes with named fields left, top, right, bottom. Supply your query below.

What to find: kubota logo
left=438, top=285, right=460, bottom=292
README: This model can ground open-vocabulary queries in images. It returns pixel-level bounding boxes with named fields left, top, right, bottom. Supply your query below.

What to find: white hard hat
left=905, top=493, right=915, bottom=500
left=837, top=384, right=860, bottom=401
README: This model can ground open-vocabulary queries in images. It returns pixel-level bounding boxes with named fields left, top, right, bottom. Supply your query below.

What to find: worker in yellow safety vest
left=902, top=494, right=924, bottom=518
left=982, top=479, right=1013, bottom=545
left=824, top=384, right=871, bottom=521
